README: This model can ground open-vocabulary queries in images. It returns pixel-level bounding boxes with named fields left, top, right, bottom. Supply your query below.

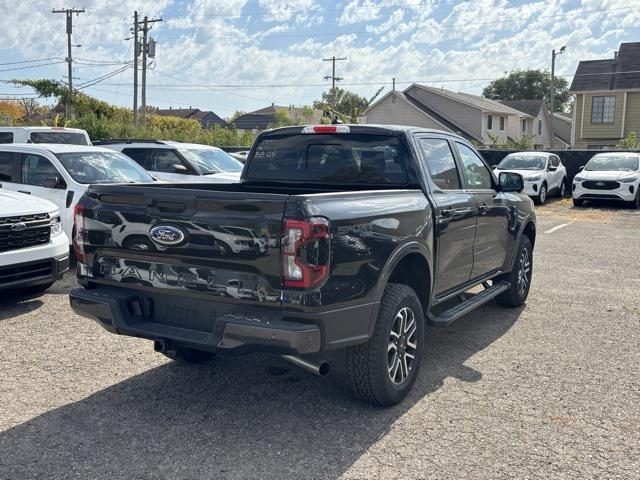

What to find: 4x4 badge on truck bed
left=149, top=225, right=186, bottom=246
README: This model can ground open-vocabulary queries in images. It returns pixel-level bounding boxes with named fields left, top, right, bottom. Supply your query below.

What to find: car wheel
left=162, top=346, right=215, bottom=364
left=344, top=283, right=425, bottom=406
left=496, top=236, right=533, bottom=308
left=628, top=190, right=640, bottom=209
left=535, top=183, right=547, bottom=205
left=558, top=179, right=567, bottom=197
left=573, top=198, right=584, bottom=207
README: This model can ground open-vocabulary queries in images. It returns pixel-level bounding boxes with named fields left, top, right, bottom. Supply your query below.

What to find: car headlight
left=619, top=176, right=638, bottom=183
left=525, top=175, right=542, bottom=182
left=573, top=175, right=585, bottom=182
left=50, top=215, right=63, bottom=237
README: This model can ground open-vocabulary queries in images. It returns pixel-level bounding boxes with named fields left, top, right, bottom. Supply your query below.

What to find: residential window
left=591, top=96, right=615, bottom=123
left=521, top=119, right=526, bottom=132
left=499, top=116, right=505, bottom=131
left=487, top=115, right=493, bottom=130
left=538, top=120, right=542, bottom=135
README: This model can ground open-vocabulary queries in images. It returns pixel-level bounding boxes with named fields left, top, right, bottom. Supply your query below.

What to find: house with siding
left=363, top=84, right=532, bottom=146
left=227, top=104, right=323, bottom=132
left=155, top=107, right=225, bottom=129
left=570, top=42, right=640, bottom=148
left=498, top=99, right=569, bottom=149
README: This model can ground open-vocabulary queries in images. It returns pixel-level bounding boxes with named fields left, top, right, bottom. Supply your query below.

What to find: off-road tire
left=573, top=198, right=584, bottom=207
left=496, top=236, right=533, bottom=308
left=162, top=346, right=215, bottom=364
left=344, top=283, right=425, bottom=406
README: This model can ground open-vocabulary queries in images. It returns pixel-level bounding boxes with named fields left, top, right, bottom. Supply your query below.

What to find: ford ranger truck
left=69, top=125, right=536, bottom=406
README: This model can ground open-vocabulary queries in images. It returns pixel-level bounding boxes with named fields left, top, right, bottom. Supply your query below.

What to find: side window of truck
left=21, top=154, right=61, bottom=187
left=456, top=142, right=493, bottom=190
left=0, top=151, right=17, bottom=181
left=418, top=138, right=461, bottom=190
left=0, top=132, right=14, bottom=144
left=122, top=148, right=152, bottom=170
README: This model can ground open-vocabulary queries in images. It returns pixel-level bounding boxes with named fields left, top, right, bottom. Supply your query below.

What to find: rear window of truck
left=30, top=131, right=89, bottom=145
left=246, top=134, right=408, bottom=184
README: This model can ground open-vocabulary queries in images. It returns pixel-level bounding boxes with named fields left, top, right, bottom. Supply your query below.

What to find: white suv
left=572, top=152, right=640, bottom=209
left=0, top=189, right=69, bottom=292
left=0, top=127, right=91, bottom=145
left=494, top=151, right=567, bottom=204
left=96, top=140, right=243, bottom=183
left=0, top=144, right=155, bottom=243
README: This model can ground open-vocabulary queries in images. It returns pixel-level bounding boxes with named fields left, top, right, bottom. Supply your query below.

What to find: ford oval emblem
left=11, top=222, right=27, bottom=232
left=149, top=225, right=185, bottom=246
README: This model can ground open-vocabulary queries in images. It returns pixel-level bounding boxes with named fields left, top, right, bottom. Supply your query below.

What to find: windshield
left=246, top=134, right=408, bottom=184
left=55, top=151, right=154, bottom=184
left=585, top=155, right=639, bottom=172
left=30, top=131, right=89, bottom=145
left=179, top=149, right=243, bottom=174
left=498, top=155, right=546, bottom=171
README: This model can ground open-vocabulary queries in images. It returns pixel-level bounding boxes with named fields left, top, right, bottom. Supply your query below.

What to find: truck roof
left=0, top=143, right=119, bottom=155
left=260, top=124, right=468, bottom=140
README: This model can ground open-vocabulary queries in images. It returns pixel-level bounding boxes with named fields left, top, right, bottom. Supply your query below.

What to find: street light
left=550, top=46, right=566, bottom=147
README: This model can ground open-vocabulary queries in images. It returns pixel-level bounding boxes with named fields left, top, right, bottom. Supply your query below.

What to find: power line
left=0, top=61, right=66, bottom=73
left=0, top=57, right=61, bottom=66
left=95, top=68, right=640, bottom=90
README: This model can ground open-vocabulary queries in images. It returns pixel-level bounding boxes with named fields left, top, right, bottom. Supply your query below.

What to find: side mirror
left=492, top=164, right=498, bottom=170
left=498, top=171, right=524, bottom=193
left=171, top=164, right=188, bottom=174
left=548, top=165, right=557, bottom=172
left=578, top=165, right=585, bottom=171
left=43, top=175, right=65, bottom=189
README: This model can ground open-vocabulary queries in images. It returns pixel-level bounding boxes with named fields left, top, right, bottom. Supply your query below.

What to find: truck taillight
left=73, top=203, right=86, bottom=263
left=282, top=217, right=330, bottom=288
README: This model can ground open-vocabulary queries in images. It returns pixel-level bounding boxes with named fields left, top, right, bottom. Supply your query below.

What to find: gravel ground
left=0, top=199, right=639, bottom=479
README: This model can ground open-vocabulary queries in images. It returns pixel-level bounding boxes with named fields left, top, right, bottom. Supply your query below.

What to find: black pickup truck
left=70, top=125, right=535, bottom=406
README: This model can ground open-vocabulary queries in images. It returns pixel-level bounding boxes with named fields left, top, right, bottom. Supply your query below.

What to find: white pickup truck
left=0, top=189, right=69, bottom=293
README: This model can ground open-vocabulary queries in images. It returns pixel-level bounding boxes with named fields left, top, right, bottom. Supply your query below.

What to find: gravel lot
left=1, top=199, right=639, bottom=479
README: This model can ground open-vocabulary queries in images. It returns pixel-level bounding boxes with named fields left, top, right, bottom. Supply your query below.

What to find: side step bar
left=426, top=281, right=511, bottom=327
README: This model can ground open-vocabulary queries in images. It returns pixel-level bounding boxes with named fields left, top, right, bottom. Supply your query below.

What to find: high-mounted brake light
left=73, top=203, right=86, bottom=263
left=282, top=217, right=330, bottom=288
left=301, top=125, right=350, bottom=134
left=51, top=127, right=66, bottom=130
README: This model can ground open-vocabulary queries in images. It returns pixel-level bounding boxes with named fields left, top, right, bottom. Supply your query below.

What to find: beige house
left=570, top=42, right=640, bottom=148
left=363, top=84, right=532, bottom=147
left=499, top=100, right=569, bottom=149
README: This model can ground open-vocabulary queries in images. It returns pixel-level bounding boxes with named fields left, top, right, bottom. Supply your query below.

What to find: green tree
left=616, top=132, right=640, bottom=149
left=482, top=70, right=570, bottom=112
left=314, top=87, right=384, bottom=123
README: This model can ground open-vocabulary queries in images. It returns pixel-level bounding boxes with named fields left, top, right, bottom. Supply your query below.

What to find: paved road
left=1, top=200, right=639, bottom=479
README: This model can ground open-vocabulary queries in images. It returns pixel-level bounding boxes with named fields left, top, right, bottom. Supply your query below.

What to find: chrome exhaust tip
left=282, top=355, right=330, bottom=376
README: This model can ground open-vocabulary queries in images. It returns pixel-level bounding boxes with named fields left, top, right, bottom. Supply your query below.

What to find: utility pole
left=133, top=11, right=139, bottom=127
left=52, top=7, right=84, bottom=119
left=323, top=56, right=346, bottom=106
left=139, top=15, right=162, bottom=127
left=550, top=46, right=566, bottom=146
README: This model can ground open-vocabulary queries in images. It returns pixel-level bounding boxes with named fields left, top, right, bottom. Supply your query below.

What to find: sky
left=1, top=0, right=638, bottom=119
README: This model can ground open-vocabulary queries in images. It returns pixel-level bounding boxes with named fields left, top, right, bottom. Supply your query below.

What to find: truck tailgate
left=78, top=185, right=288, bottom=308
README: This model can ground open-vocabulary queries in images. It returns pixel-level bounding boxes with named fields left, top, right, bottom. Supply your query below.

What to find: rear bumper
left=69, top=286, right=323, bottom=355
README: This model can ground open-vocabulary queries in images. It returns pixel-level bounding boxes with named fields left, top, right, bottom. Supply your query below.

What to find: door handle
left=439, top=208, right=453, bottom=218
left=18, top=190, right=31, bottom=195
left=478, top=204, right=488, bottom=215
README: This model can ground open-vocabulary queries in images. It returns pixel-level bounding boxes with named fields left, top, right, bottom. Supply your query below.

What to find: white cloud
left=339, top=0, right=382, bottom=25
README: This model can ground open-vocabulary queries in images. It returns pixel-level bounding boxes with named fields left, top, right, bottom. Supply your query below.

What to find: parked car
left=69, top=125, right=536, bottom=406
left=572, top=152, right=640, bottom=208
left=229, top=150, right=249, bottom=163
left=0, top=189, right=69, bottom=293
left=96, top=140, right=243, bottom=183
left=0, top=144, right=156, bottom=243
left=493, top=151, right=567, bottom=204
left=0, top=126, right=91, bottom=145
